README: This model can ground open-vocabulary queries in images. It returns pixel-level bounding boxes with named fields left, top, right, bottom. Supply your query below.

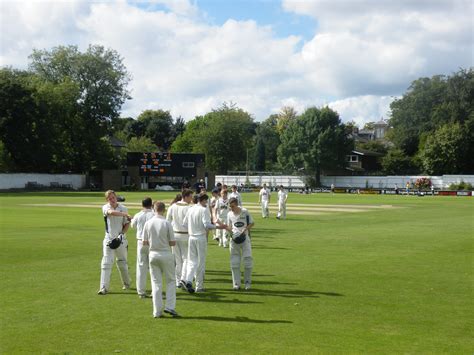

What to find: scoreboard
left=126, top=152, right=204, bottom=176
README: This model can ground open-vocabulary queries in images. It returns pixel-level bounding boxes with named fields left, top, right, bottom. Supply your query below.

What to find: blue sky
left=196, top=0, right=317, bottom=41
left=1, top=0, right=472, bottom=125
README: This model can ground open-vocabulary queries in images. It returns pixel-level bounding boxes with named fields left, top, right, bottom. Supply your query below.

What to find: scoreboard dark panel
left=127, top=152, right=204, bottom=176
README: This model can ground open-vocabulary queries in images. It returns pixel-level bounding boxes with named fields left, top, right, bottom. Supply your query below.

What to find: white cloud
left=285, top=0, right=473, bottom=97
left=328, top=95, right=396, bottom=127
left=0, top=0, right=471, bottom=126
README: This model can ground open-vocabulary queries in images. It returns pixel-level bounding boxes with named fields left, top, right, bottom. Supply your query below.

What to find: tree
left=253, top=114, right=280, bottom=170
left=276, top=106, right=298, bottom=134
left=171, top=103, right=255, bottom=173
left=254, top=136, right=266, bottom=171
left=29, top=45, right=131, bottom=132
left=278, top=106, right=353, bottom=186
left=0, top=140, right=13, bottom=172
left=137, top=109, right=174, bottom=150
left=381, top=148, right=416, bottom=175
left=357, top=140, right=388, bottom=155
left=173, top=116, right=186, bottom=138
left=419, top=123, right=470, bottom=174
left=124, top=136, right=157, bottom=153
left=0, top=68, right=85, bottom=172
left=363, top=122, right=375, bottom=130
left=389, top=75, right=448, bottom=156
left=27, top=45, right=131, bottom=171
left=388, top=68, right=473, bottom=159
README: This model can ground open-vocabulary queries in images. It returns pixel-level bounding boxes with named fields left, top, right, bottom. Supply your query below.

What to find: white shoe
left=97, top=288, right=107, bottom=295
left=153, top=313, right=162, bottom=318
left=122, top=284, right=130, bottom=290
left=233, top=285, right=240, bottom=291
left=245, top=283, right=251, bottom=290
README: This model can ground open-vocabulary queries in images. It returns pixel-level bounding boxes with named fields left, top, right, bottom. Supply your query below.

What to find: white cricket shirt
left=102, top=203, right=128, bottom=240
left=131, top=209, right=154, bottom=240
left=143, top=215, right=175, bottom=253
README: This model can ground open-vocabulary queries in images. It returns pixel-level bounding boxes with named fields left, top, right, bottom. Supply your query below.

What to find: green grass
left=0, top=192, right=472, bottom=353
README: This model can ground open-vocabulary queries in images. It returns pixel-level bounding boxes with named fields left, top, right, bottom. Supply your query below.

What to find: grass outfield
left=0, top=191, right=472, bottom=353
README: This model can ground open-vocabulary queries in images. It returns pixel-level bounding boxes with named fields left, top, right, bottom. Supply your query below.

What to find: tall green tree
left=381, top=148, right=416, bottom=175
left=253, top=114, right=280, bottom=170
left=0, top=68, right=85, bottom=172
left=29, top=45, right=131, bottom=131
left=121, top=111, right=185, bottom=151
left=171, top=103, right=255, bottom=173
left=27, top=45, right=131, bottom=171
left=389, top=75, right=448, bottom=156
left=254, top=136, right=266, bottom=171
left=137, top=109, right=174, bottom=150
left=389, top=68, right=473, bottom=159
left=419, top=123, right=470, bottom=174
left=278, top=106, right=353, bottom=186
left=124, top=136, right=157, bottom=153
left=276, top=106, right=297, bottom=134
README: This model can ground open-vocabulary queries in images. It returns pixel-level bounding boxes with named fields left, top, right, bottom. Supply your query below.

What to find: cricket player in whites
left=276, top=185, right=288, bottom=220
left=209, top=188, right=219, bottom=242
left=166, top=189, right=193, bottom=288
left=130, top=197, right=154, bottom=298
left=98, top=190, right=132, bottom=295
left=229, top=184, right=242, bottom=206
left=181, top=194, right=226, bottom=293
left=143, top=201, right=179, bottom=318
left=226, top=197, right=255, bottom=290
left=258, top=183, right=271, bottom=218
left=215, top=188, right=230, bottom=247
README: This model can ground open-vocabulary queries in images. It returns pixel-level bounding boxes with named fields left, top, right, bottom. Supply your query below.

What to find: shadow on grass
left=206, top=269, right=275, bottom=277
left=216, top=288, right=344, bottom=299
left=176, top=291, right=263, bottom=304
left=173, top=315, right=292, bottom=324
left=205, top=278, right=297, bottom=286
left=251, top=244, right=290, bottom=250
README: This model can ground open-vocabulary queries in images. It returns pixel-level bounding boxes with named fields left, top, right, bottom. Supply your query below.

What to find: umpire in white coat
left=130, top=197, right=154, bottom=298
left=143, top=201, right=179, bottom=318
left=226, top=197, right=255, bottom=290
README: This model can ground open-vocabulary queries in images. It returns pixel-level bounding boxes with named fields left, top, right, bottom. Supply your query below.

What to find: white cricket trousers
left=216, top=228, right=228, bottom=247
left=277, top=201, right=286, bottom=219
left=185, top=235, right=207, bottom=290
left=136, top=240, right=149, bottom=296
left=99, top=238, right=130, bottom=291
left=261, top=200, right=269, bottom=217
left=173, top=238, right=188, bottom=285
left=230, top=237, right=253, bottom=288
left=149, top=251, right=176, bottom=316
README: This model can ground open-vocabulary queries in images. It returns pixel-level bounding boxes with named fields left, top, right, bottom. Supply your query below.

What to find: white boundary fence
left=0, top=173, right=86, bottom=190
left=216, top=174, right=474, bottom=189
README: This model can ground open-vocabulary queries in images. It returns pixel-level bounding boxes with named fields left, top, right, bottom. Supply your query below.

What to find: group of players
left=98, top=183, right=280, bottom=318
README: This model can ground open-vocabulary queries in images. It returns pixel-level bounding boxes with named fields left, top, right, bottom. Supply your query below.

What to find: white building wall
left=0, top=174, right=86, bottom=190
